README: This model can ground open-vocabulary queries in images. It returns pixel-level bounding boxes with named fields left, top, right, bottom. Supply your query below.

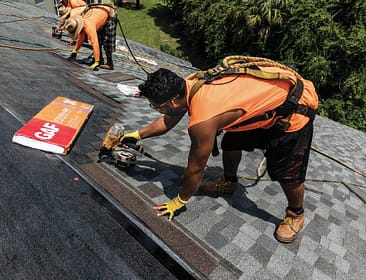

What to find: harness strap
left=82, top=4, right=115, bottom=18
left=229, top=79, right=316, bottom=130
left=225, top=67, right=290, bottom=81
left=188, top=62, right=316, bottom=132
left=188, top=78, right=207, bottom=104
left=188, top=67, right=294, bottom=106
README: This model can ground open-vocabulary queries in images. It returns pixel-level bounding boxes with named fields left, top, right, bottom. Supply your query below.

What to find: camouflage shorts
left=222, top=120, right=314, bottom=185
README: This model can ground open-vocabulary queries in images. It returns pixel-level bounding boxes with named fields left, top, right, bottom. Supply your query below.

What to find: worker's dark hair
left=138, top=68, right=186, bottom=104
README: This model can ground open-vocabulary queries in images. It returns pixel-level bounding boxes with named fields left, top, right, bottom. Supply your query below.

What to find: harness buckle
left=203, top=72, right=221, bottom=82
left=275, top=118, right=291, bottom=131
left=296, top=105, right=309, bottom=115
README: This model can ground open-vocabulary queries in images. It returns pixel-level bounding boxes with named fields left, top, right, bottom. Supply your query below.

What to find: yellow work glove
left=120, top=130, right=141, bottom=146
left=89, top=61, right=99, bottom=71
left=154, top=194, right=187, bottom=221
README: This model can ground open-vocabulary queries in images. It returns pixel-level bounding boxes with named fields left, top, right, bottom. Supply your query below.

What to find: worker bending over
left=105, top=57, right=318, bottom=243
left=52, top=0, right=86, bottom=41
left=57, top=0, right=86, bottom=26
left=64, top=5, right=117, bottom=70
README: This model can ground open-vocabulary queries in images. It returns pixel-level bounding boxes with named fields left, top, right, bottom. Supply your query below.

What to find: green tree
left=243, top=0, right=287, bottom=45
left=165, top=0, right=366, bottom=131
left=278, top=0, right=366, bottom=130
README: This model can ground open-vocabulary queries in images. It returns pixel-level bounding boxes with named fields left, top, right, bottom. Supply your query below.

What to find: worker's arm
left=86, top=28, right=100, bottom=62
left=119, top=112, right=185, bottom=147
left=83, top=25, right=100, bottom=70
left=179, top=121, right=217, bottom=201
left=178, top=109, right=245, bottom=201
left=154, top=109, right=245, bottom=220
left=153, top=119, right=216, bottom=221
left=68, top=31, right=85, bottom=60
left=138, top=112, right=186, bottom=139
left=73, top=31, right=85, bottom=52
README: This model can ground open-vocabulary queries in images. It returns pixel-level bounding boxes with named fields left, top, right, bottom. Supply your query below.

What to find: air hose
left=129, top=143, right=366, bottom=191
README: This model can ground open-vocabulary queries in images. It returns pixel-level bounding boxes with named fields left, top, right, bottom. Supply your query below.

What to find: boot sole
left=274, top=234, right=298, bottom=243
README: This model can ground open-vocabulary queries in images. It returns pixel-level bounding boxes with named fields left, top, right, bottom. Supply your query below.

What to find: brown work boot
left=275, top=208, right=304, bottom=243
left=99, top=62, right=114, bottom=70
left=200, top=176, right=238, bottom=195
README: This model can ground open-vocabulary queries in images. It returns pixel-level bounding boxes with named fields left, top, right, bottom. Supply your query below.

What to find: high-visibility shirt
left=65, top=0, right=86, bottom=9
left=185, top=67, right=318, bottom=132
left=60, top=6, right=86, bottom=25
left=74, top=7, right=112, bottom=62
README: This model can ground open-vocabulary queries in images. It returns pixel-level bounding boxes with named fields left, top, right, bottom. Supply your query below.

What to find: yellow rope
left=311, top=146, right=366, bottom=178
left=0, top=13, right=55, bottom=27
left=0, top=43, right=65, bottom=51
left=256, top=156, right=267, bottom=182
left=222, top=55, right=303, bottom=79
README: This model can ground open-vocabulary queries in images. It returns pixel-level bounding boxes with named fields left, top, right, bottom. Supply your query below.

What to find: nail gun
left=98, top=143, right=146, bottom=168
left=52, top=26, right=63, bottom=39
left=98, top=123, right=147, bottom=168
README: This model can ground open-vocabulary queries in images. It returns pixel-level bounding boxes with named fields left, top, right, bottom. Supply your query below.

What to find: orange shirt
left=74, top=7, right=111, bottom=62
left=65, top=0, right=86, bottom=9
left=60, top=6, right=86, bottom=25
left=185, top=67, right=318, bottom=132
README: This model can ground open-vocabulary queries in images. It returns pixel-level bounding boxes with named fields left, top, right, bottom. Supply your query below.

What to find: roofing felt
left=1, top=1, right=366, bottom=279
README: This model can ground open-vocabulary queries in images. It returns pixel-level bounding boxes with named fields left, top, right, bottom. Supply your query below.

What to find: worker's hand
left=154, top=195, right=187, bottom=221
left=89, top=61, right=99, bottom=71
left=98, top=146, right=112, bottom=161
left=68, top=50, right=77, bottom=61
left=120, top=130, right=141, bottom=145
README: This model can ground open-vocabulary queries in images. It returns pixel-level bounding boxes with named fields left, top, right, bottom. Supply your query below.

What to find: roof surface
left=1, top=2, right=366, bottom=279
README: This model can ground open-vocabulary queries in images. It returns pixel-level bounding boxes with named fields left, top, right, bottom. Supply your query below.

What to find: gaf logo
left=63, top=99, right=77, bottom=106
left=34, top=122, right=60, bottom=140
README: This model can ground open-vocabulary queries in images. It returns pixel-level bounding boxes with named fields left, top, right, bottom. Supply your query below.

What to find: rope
left=0, top=10, right=190, bottom=73
left=255, top=156, right=267, bottom=183
left=131, top=148, right=365, bottom=188
left=0, top=43, right=64, bottom=51
left=311, top=146, right=366, bottom=178
left=116, top=17, right=150, bottom=75
left=0, top=35, right=73, bottom=52
left=222, top=55, right=303, bottom=79
left=0, top=13, right=54, bottom=27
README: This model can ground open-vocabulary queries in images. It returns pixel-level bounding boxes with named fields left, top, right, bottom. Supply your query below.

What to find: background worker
left=109, top=61, right=318, bottom=243
left=52, top=0, right=86, bottom=41
left=58, top=5, right=86, bottom=25
left=64, top=4, right=117, bottom=71
left=59, top=0, right=86, bottom=9
left=57, top=5, right=86, bottom=44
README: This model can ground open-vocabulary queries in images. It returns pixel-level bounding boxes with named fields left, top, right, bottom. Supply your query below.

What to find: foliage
left=115, top=0, right=181, bottom=56
left=119, top=0, right=366, bottom=131
left=278, top=0, right=366, bottom=131
left=164, top=0, right=366, bottom=132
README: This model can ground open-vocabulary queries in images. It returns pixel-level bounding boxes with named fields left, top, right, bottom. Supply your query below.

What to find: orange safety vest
left=185, top=66, right=318, bottom=132
left=73, top=7, right=110, bottom=62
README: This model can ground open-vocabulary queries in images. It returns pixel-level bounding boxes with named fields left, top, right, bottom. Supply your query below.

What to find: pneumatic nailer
left=98, top=123, right=146, bottom=168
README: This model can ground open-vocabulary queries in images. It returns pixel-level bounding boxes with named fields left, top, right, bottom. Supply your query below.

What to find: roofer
left=58, top=5, right=86, bottom=26
left=59, top=0, right=86, bottom=9
left=113, top=58, right=318, bottom=243
left=52, top=0, right=86, bottom=41
left=64, top=4, right=117, bottom=70
left=57, top=0, right=87, bottom=25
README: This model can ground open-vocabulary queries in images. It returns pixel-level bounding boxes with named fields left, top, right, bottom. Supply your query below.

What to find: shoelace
left=282, top=216, right=295, bottom=226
